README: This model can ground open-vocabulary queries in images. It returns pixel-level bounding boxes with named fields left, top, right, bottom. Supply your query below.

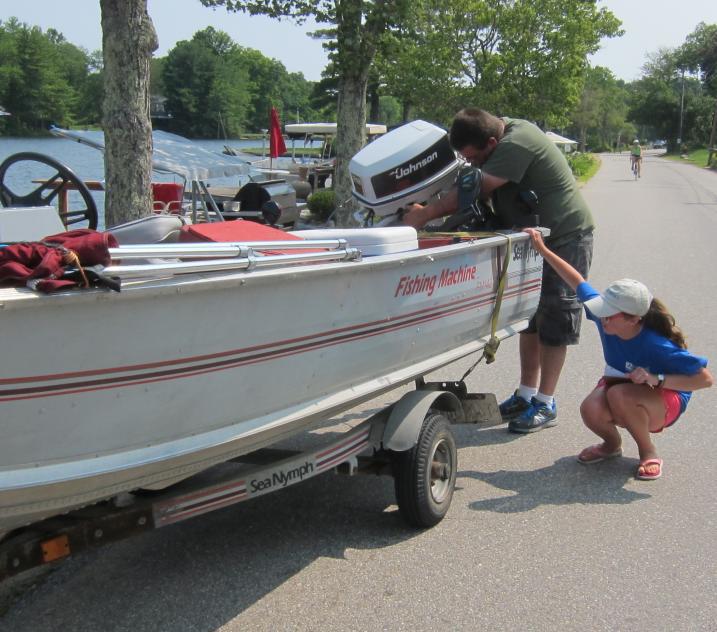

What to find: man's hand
left=402, top=203, right=430, bottom=229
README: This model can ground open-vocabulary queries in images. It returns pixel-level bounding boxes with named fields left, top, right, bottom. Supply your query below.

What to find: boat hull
left=0, top=234, right=542, bottom=533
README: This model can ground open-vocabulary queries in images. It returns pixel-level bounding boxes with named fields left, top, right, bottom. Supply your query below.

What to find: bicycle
left=631, top=156, right=641, bottom=179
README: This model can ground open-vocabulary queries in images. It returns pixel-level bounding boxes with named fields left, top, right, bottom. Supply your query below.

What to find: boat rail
left=104, top=239, right=361, bottom=279
left=108, top=239, right=350, bottom=259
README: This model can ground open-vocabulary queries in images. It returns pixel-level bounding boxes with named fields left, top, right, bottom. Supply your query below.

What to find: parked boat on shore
left=0, top=120, right=545, bottom=539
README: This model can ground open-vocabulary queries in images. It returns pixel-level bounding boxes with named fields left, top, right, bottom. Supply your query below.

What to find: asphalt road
left=2, top=152, right=716, bottom=632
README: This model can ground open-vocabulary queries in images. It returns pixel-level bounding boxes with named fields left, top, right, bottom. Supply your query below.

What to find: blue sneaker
left=508, top=397, right=557, bottom=433
left=499, top=390, right=532, bottom=421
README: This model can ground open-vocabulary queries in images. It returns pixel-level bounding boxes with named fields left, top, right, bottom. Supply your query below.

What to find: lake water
left=0, top=135, right=318, bottom=229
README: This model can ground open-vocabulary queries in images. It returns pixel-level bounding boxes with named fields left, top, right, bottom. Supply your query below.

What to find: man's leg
left=518, top=331, right=540, bottom=388
left=537, top=342, right=567, bottom=397
left=508, top=231, right=592, bottom=433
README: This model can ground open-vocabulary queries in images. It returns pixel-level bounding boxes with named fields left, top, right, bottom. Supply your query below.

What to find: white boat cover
left=50, top=126, right=261, bottom=182
left=285, top=123, right=387, bottom=137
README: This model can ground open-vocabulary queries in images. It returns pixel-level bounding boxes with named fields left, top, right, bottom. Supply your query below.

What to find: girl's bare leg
left=580, top=387, right=622, bottom=452
left=606, top=385, right=666, bottom=463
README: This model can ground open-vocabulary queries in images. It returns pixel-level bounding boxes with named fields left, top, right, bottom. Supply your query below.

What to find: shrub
left=307, top=188, right=336, bottom=222
left=565, top=152, right=598, bottom=178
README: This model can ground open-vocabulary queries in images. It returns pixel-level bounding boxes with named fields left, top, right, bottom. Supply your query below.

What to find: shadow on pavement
left=0, top=471, right=416, bottom=632
left=460, top=454, right=651, bottom=514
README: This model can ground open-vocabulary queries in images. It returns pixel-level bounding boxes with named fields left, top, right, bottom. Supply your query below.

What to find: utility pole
left=677, top=68, right=686, bottom=152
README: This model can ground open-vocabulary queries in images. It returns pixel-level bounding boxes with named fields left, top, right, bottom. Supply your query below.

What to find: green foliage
left=378, top=95, right=402, bottom=127
left=307, top=188, right=335, bottom=221
left=663, top=146, right=716, bottom=169
left=680, top=22, right=717, bottom=94
left=565, top=152, right=599, bottom=182
left=161, top=27, right=321, bottom=137
left=567, top=66, right=632, bottom=151
left=0, top=17, right=96, bottom=133
left=0, top=18, right=321, bottom=138
left=627, top=45, right=714, bottom=151
left=377, top=0, right=622, bottom=128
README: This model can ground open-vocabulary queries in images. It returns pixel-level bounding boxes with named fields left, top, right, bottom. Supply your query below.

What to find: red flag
left=269, top=107, right=286, bottom=158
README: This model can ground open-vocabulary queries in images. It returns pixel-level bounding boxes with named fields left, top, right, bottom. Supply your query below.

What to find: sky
left=3, top=1, right=717, bottom=84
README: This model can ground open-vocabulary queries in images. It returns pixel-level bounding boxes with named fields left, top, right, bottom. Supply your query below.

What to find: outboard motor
left=349, top=120, right=496, bottom=231
left=349, top=120, right=461, bottom=225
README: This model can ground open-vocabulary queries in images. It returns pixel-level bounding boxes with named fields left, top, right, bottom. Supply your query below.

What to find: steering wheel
left=0, top=152, right=99, bottom=229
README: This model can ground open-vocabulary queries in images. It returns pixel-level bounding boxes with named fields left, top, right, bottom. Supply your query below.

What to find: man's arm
left=402, top=169, right=509, bottom=229
left=402, top=189, right=459, bottom=229
left=479, top=171, right=508, bottom=199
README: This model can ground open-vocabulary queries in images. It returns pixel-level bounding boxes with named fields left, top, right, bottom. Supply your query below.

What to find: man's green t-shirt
left=482, top=118, right=594, bottom=246
left=631, top=145, right=642, bottom=157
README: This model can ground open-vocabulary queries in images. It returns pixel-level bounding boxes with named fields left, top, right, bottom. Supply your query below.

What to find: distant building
left=150, top=96, right=171, bottom=130
left=545, top=131, right=578, bottom=153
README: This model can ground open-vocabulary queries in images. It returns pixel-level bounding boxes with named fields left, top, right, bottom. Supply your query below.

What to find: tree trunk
left=579, top=125, right=587, bottom=152
left=402, top=101, right=412, bottom=124
left=100, top=0, right=158, bottom=228
left=332, top=0, right=374, bottom=227
left=333, top=73, right=368, bottom=226
left=368, top=80, right=380, bottom=122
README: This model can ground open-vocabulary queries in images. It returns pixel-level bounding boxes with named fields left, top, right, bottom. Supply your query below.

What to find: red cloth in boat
left=180, top=220, right=323, bottom=255
left=180, top=220, right=301, bottom=244
left=0, top=229, right=118, bottom=292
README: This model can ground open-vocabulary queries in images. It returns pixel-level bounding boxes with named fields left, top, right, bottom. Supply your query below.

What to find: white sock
left=517, top=385, right=538, bottom=401
left=534, top=392, right=554, bottom=407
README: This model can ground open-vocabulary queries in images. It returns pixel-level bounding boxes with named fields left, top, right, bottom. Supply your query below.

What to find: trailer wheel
left=391, top=413, right=457, bottom=528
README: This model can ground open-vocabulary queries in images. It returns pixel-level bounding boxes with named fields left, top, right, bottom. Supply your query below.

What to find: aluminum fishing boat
left=0, top=120, right=545, bottom=538
left=0, top=222, right=543, bottom=537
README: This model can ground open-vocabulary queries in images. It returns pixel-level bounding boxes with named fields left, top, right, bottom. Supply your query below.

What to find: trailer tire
left=391, top=413, right=457, bottom=528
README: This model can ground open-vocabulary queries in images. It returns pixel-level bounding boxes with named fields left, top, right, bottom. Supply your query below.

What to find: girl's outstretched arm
left=524, top=228, right=585, bottom=291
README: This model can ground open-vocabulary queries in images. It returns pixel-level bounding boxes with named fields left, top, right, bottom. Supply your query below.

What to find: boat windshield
left=50, top=126, right=262, bottom=182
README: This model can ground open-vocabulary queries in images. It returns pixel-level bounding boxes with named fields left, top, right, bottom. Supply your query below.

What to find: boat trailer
left=0, top=381, right=501, bottom=583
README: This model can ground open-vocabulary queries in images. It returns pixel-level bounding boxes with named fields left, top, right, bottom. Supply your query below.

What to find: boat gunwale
left=0, top=232, right=522, bottom=309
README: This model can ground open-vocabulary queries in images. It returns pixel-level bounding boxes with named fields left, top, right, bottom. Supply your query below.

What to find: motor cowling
left=349, top=120, right=460, bottom=218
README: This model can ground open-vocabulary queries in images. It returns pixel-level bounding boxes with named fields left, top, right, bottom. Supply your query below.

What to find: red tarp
left=0, top=229, right=117, bottom=292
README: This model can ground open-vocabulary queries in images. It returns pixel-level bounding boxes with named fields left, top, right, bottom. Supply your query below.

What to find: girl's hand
left=628, top=367, right=655, bottom=386
left=524, top=228, right=547, bottom=253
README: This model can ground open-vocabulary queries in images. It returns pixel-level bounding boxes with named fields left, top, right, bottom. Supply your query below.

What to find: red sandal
left=636, top=458, right=663, bottom=480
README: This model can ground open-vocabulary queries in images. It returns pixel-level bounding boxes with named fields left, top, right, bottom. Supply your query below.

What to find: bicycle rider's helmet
left=633, top=139, right=639, bottom=144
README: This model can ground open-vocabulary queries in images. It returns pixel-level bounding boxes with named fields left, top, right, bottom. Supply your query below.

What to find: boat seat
left=107, top=214, right=186, bottom=245
left=152, top=182, right=185, bottom=214
left=289, top=226, right=418, bottom=256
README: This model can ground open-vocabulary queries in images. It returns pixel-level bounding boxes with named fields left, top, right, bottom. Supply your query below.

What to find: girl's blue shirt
left=577, top=282, right=708, bottom=413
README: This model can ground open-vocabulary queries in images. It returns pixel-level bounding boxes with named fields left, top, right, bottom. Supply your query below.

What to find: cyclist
left=630, top=139, right=642, bottom=178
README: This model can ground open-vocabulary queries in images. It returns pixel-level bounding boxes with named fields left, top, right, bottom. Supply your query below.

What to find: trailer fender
left=382, top=390, right=464, bottom=452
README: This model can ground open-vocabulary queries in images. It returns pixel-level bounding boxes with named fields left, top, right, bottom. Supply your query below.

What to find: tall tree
left=570, top=66, right=631, bottom=151
left=416, top=0, right=622, bottom=127
left=629, top=47, right=709, bottom=151
left=679, top=23, right=717, bottom=164
left=100, top=0, right=158, bottom=227
left=199, top=0, right=412, bottom=226
left=0, top=19, right=78, bottom=132
left=162, top=28, right=252, bottom=137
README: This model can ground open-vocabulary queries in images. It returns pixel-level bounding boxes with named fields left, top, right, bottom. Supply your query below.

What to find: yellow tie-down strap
left=428, top=231, right=514, bottom=379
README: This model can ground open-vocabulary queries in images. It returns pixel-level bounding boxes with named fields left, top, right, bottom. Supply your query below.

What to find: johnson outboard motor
left=349, top=120, right=495, bottom=231
left=349, top=120, right=459, bottom=225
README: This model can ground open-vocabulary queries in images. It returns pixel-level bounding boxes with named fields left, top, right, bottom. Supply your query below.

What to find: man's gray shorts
left=524, top=230, right=594, bottom=346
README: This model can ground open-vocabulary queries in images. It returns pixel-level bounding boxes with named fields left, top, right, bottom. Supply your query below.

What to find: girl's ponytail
left=642, top=298, right=686, bottom=348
